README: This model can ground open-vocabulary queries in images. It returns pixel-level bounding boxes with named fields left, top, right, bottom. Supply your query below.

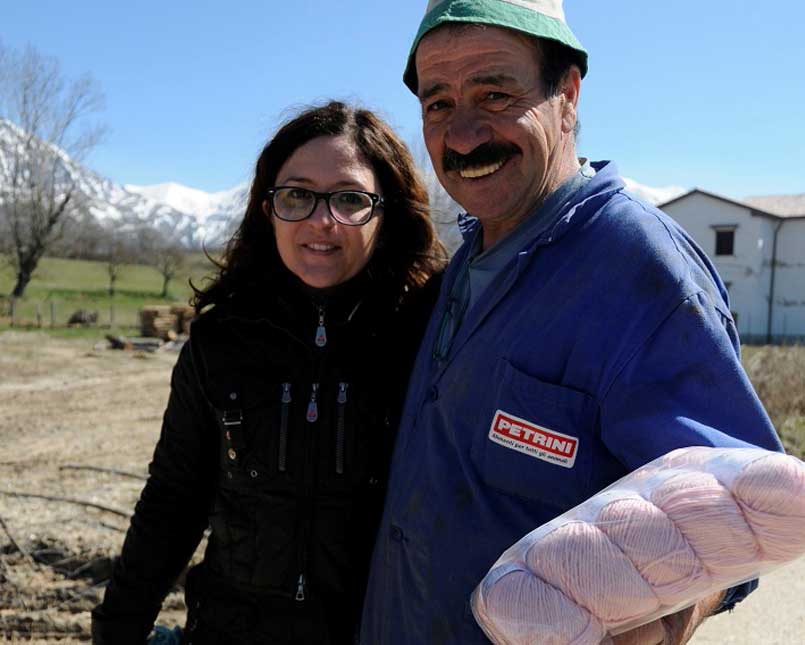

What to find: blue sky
left=2, top=0, right=803, bottom=197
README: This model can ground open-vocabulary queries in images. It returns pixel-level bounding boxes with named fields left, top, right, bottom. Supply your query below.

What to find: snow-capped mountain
left=2, top=117, right=685, bottom=251
left=124, top=181, right=248, bottom=247
left=622, top=177, right=686, bottom=205
left=0, top=118, right=244, bottom=248
left=125, top=182, right=248, bottom=220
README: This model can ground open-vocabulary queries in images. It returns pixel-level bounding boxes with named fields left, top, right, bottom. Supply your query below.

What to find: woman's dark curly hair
left=192, top=101, right=446, bottom=313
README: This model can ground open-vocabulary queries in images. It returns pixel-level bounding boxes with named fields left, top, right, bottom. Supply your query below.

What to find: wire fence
left=0, top=297, right=196, bottom=332
left=2, top=298, right=141, bottom=329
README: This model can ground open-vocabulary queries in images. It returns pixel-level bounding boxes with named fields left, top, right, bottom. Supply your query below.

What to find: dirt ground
left=0, top=331, right=190, bottom=642
left=0, top=331, right=802, bottom=643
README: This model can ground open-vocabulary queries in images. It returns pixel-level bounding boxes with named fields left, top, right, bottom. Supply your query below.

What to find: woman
left=92, top=101, right=446, bottom=644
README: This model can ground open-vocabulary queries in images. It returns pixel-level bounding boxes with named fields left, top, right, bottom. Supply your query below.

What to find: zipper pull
left=306, top=383, right=319, bottom=422
left=337, top=381, right=348, bottom=404
left=281, top=382, right=292, bottom=403
left=315, top=306, right=327, bottom=347
left=295, top=573, right=306, bottom=602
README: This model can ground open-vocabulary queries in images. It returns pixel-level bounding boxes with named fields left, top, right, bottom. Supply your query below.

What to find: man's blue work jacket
left=360, top=162, right=783, bottom=644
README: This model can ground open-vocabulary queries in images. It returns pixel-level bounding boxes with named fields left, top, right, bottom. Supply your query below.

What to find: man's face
left=416, top=26, right=579, bottom=246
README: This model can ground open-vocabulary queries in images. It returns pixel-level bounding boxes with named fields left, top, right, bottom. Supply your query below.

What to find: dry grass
left=742, top=345, right=805, bottom=458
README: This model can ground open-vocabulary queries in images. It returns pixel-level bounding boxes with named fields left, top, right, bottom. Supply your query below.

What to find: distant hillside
left=0, top=119, right=243, bottom=249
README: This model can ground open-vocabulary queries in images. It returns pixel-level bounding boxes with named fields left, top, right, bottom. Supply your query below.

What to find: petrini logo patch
left=489, top=410, right=578, bottom=468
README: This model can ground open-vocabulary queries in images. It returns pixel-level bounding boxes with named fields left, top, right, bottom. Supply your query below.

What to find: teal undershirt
left=433, top=161, right=595, bottom=361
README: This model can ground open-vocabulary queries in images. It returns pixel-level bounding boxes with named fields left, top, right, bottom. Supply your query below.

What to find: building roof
left=742, top=194, right=805, bottom=218
left=659, top=189, right=805, bottom=220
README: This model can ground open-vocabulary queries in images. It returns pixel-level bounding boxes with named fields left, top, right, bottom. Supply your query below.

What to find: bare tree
left=101, top=233, right=134, bottom=297
left=136, top=227, right=186, bottom=298
left=153, top=244, right=185, bottom=298
left=47, top=211, right=107, bottom=259
left=0, top=42, right=105, bottom=297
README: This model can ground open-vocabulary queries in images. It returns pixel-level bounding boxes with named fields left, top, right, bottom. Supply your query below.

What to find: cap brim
left=403, top=0, right=588, bottom=94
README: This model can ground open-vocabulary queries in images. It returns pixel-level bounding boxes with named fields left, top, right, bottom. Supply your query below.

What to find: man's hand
left=607, top=590, right=725, bottom=645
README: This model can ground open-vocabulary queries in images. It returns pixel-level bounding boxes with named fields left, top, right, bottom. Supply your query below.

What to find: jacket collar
left=456, top=160, right=625, bottom=251
left=219, top=264, right=389, bottom=330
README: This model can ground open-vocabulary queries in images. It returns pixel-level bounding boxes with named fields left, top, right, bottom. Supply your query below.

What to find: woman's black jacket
left=91, top=270, right=440, bottom=644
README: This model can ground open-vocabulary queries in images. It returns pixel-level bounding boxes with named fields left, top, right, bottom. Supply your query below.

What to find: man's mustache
left=442, top=143, right=520, bottom=173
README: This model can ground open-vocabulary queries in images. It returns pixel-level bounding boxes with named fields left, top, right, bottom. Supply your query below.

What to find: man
left=360, top=1, right=784, bottom=644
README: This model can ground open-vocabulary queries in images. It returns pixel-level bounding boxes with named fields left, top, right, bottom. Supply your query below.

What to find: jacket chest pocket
left=470, top=360, right=596, bottom=512
left=316, top=380, right=390, bottom=492
left=213, top=382, right=301, bottom=493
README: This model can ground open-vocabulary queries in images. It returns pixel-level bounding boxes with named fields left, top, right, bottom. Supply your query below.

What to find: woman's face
left=266, top=135, right=383, bottom=289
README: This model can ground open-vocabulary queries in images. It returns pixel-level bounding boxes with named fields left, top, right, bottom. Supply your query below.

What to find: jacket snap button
left=226, top=471, right=233, bottom=480
left=390, top=525, right=404, bottom=542
left=229, top=392, right=238, bottom=400
left=428, top=386, right=439, bottom=402
left=250, top=470, right=258, bottom=478
left=228, top=448, right=237, bottom=460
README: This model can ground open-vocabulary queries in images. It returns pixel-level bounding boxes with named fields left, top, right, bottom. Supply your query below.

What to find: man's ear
left=560, top=66, right=581, bottom=134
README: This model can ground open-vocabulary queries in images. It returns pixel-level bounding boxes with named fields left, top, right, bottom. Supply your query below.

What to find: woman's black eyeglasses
left=266, top=186, right=384, bottom=226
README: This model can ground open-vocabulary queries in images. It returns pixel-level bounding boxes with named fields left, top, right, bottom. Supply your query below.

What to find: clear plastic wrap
left=470, top=447, right=805, bottom=644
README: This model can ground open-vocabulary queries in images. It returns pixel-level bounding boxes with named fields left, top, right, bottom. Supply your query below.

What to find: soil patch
left=0, top=332, right=191, bottom=642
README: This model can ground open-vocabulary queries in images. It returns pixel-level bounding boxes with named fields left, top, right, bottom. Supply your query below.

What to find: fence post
left=36, top=303, right=42, bottom=328
left=50, top=301, right=56, bottom=328
left=110, top=304, right=115, bottom=329
left=9, top=298, right=15, bottom=328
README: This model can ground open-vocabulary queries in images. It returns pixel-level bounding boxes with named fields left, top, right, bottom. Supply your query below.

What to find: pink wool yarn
left=650, top=471, right=760, bottom=585
left=732, top=452, right=805, bottom=561
left=482, top=568, right=606, bottom=645
left=596, top=496, right=711, bottom=605
left=473, top=448, right=805, bottom=645
left=653, top=446, right=714, bottom=470
left=525, top=521, right=660, bottom=627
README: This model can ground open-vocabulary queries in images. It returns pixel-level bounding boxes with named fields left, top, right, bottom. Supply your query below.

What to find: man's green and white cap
left=403, top=0, right=588, bottom=93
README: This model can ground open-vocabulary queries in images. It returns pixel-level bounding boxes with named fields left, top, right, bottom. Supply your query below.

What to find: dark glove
left=147, top=625, right=183, bottom=645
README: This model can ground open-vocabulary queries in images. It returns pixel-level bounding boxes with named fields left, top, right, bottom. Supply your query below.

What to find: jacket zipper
left=294, top=301, right=335, bottom=603
left=306, top=383, right=319, bottom=422
left=295, top=572, right=306, bottom=602
left=315, top=306, right=327, bottom=347
left=278, top=383, right=291, bottom=472
left=295, top=385, right=318, bottom=603
left=335, top=382, right=348, bottom=475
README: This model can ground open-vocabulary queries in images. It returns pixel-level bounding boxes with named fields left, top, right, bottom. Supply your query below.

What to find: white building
left=659, top=190, right=805, bottom=343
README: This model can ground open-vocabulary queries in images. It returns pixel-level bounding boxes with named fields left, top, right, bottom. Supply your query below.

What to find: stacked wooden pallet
left=170, top=305, right=195, bottom=335
left=139, top=306, right=177, bottom=339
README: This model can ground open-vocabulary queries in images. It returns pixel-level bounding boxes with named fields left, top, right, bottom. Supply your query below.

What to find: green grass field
left=0, top=253, right=217, bottom=329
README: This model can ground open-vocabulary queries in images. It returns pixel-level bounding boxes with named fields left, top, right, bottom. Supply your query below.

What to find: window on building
left=715, top=229, right=735, bottom=256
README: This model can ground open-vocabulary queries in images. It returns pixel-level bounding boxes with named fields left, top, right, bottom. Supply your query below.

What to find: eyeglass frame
left=265, top=186, right=385, bottom=226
